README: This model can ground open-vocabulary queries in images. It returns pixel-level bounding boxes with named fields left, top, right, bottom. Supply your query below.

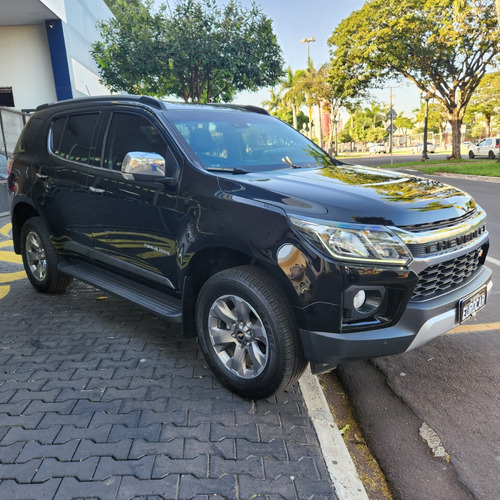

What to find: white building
left=0, top=0, right=113, bottom=110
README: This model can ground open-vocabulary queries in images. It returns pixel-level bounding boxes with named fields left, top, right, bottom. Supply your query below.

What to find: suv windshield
left=165, top=108, right=336, bottom=172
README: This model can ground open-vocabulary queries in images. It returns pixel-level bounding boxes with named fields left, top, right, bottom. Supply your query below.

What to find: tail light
left=6, top=158, right=13, bottom=176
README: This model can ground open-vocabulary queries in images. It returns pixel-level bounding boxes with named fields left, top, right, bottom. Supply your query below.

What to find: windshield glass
left=164, top=108, right=337, bottom=172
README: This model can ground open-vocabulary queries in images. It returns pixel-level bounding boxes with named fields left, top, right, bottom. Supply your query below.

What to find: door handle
left=89, top=186, right=105, bottom=194
left=35, top=173, right=48, bottom=180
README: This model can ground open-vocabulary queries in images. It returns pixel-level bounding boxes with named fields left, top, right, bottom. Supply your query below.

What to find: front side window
left=51, top=113, right=99, bottom=164
left=102, top=113, right=170, bottom=171
left=166, top=109, right=336, bottom=172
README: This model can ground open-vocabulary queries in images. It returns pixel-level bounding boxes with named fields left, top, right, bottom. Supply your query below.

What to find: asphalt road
left=335, top=156, right=500, bottom=499
left=341, top=152, right=451, bottom=168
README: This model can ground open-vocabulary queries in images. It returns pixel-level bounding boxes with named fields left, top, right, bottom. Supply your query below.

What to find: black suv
left=7, top=96, right=492, bottom=399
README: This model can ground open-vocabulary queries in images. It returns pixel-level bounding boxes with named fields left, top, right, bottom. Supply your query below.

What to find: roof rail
left=35, top=94, right=166, bottom=112
left=208, top=103, right=270, bottom=115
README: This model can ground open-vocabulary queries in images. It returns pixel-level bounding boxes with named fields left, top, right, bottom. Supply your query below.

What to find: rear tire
left=468, top=150, right=475, bottom=159
left=196, top=266, right=307, bottom=399
left=21, top=217, right=73, bottom=293
left=488, top=150, right=495, bottom=159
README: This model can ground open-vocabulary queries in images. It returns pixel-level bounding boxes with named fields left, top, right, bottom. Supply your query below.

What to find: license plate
left=459, top=286, right=487, bottom=323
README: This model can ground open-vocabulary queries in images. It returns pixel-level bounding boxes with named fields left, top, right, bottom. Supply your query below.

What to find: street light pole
left=301, top=37, right=316, bottom=67
left=421, top=93, right=431, bottom=161
left=301, top=36, right=316, bottom=140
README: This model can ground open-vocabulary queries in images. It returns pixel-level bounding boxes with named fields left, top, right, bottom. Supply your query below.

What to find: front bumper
left=300, top=265, right=492, bottom=374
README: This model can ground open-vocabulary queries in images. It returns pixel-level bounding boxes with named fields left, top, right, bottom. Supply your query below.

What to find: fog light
left=353, top=290, right=366, bottom=311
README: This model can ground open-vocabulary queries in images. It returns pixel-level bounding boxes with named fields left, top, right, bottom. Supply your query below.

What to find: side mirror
left=122, top=152, right=166, bottom=178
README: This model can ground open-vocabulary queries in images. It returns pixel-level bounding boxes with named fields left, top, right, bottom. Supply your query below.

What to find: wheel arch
left=180, top=245, right=301, bottom=338
left=11, top=201, right=40, bottom=254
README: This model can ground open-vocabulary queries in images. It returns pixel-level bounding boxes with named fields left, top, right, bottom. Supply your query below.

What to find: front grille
left=412, top=248, right=482, bottom=299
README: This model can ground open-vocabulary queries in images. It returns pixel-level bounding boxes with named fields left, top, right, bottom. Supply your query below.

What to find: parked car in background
left=412, top=142, right=436, bottom=154
left=0, top=151, right=8, bottom=179
left=370, top=143, right=386, bottom=154
left=468, top=137, right=500, bottom=159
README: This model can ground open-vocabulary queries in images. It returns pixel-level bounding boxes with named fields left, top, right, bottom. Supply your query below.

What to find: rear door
left=31, top=111, right=100, bottom=248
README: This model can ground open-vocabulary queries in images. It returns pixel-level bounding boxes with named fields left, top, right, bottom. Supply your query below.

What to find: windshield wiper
left=204, top=167, right=249, bottom=174
left=281, top=156, right=300, bottom=168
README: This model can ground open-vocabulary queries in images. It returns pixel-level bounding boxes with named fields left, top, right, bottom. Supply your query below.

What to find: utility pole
left=386, top=88, right=397, bottom=167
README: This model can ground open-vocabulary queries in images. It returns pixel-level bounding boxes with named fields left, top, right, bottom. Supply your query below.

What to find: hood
left=218, top=164, right=477, bottom=227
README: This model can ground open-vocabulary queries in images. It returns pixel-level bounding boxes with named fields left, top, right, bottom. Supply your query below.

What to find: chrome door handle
left=89, top=186, right=105, bottom=194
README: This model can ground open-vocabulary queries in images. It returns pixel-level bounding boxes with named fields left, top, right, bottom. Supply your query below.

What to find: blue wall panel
left=45, top=19, right=73, bottom=101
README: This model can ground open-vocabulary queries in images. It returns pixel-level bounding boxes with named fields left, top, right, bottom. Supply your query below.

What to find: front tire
left=21, top=217, right=73, bottom=293
left=469, top=150, right=475, bottom=159
left=196, top=266, right=307, bottom=399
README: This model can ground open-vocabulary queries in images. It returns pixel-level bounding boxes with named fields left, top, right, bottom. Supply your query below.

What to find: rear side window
left=50, top=113, right=99, bottom=164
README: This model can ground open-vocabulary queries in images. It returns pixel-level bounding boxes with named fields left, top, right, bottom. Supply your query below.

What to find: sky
left=228, top=0, right=422, bottom=117
left=156, top=0, right=422, bottom=117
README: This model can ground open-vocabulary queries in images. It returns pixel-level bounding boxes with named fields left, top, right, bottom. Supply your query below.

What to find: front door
left=86, top=111, right=181, bottom=290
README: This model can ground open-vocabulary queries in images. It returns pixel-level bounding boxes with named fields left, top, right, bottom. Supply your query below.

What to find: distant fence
left=0, top=107, right=30, bottom=157
left=0, top=107, right=30, bottom=214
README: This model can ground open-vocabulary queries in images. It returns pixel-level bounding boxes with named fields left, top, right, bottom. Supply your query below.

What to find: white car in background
left=468, top=137, right=500, bottom=159
left=412, top=142, right=436, bottom=154
left=369, top=143, right=386, bottom=154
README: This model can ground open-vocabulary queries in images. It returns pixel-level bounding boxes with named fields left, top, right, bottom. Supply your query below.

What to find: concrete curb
left=299, top=368, right=369, bottom=500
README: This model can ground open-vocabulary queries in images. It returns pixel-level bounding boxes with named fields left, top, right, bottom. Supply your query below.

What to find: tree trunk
left=292, top=104, right=298, bottom=130
left=449, top=117, right=462, bottom=159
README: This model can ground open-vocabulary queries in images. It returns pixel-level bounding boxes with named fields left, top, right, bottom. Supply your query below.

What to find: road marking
left=486, top=256, right=500, bottom=267
left=447, top=321, right=500, bottom=334
left=0, top=285, right=9, bottom=300
left=0, top=271, right=26, bottom=284
left=0, top=251, right=22, bottom=264
left=0, top=222, right=11, bottom=237
left=0, top=222, right=26, bottom=298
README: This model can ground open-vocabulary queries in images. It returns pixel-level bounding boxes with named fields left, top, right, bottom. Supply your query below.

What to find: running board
left=58, top=260, right=183, bottom=323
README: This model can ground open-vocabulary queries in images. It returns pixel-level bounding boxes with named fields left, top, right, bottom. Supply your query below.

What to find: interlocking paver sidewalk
left=0, top=217, right=335, bottom=499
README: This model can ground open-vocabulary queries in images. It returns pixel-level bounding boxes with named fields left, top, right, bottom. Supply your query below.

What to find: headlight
left=289, top=216, right=413, bottom=266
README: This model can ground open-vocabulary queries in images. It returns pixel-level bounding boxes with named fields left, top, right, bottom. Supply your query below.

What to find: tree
left=103, top=0, right=143, bottom=14
left=280, top=67, right=306, bottom=129
left=466, top=71, right=500, bottom=137
left=363, top=102, right=385, bottom=129
left=262, top=89, right=282, bottom=114
left=328, top=0, right=500, bottom=159
left=273, top=107, right=309, bottom=130
left=292, top=64, right=333, bottom=145
left=92, top=0, right=285, bottom=103
left=394, top=115, right=414, bottom=146
left=414, top=102, right=447, bottom=135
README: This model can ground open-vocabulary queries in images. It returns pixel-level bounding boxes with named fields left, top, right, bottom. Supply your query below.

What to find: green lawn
left=380, top=159, right=500, bottom=177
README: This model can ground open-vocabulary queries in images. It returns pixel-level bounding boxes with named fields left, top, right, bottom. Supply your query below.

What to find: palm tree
left=261, top=89, right=282, bottom=114
left=280, top=67, right=306, bottom=129
left=293, top=64, right=332, bottom=144
left=363, top=102, right=385, bottom=129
